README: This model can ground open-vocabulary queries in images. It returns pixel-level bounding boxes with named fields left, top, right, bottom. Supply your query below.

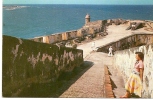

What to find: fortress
left=30, top=14, right=108, bottom=45
left=31, top=14, right=153, bottom=48
left=2, top=14, right=153, bottom=98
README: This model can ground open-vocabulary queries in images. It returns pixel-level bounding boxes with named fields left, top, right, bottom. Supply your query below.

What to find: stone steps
left=107, top=65, right=126, bottom=98
left=104, top=65, right=115, bottom=98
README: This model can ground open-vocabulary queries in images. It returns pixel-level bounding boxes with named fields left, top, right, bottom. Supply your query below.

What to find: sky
left=2, top=0, right=153, bottom=5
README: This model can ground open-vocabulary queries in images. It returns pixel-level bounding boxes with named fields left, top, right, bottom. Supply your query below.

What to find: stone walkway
left=77, top=24, right=153, bottom=58
left=59, top=24, right=153, bottom=98
left=59, top=52, right=113, bottom=98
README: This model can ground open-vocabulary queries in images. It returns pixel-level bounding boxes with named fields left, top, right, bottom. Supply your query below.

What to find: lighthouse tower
left=85, top=14, right=90, bottom=24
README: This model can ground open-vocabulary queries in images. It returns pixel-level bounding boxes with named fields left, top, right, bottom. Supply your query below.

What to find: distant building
left=85, top=14, right=90, bottom=24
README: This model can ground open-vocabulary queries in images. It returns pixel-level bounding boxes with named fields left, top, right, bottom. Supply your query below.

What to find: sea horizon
left=3, top=4, right=153, bottom=5
left=3, top=4, right=153, bottom=39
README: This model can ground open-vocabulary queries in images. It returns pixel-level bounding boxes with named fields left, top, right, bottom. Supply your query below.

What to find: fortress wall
left=85, top=20, right=103, bottom=26
left=31, top=30, right=80, bottom=44
left=2, top=35, right=83, bottom=97
left=31, top=20, right=108, bottom=44
left=136, top=34, right=153, bottom=45
left=33, top=36, right=43, bottom=42
left=97, top=34, right=153, bottom=53
left=77, top=29, right=84, bottom=37
left=62, top=32, right=68, bottom=40
left=113, top=43, right=153, bottom=98
left=65, top=30, right=78, bottom=40
left=55, top=33, right=62, bottom=42
left=145, top=20, right=153, bottom=28
left=31, top=19, right=153, bottom=45
left=48, top=35, right=56, bottom=43
left=43, top=36, right=49, bottom=43
left=81, top=20, right=107, bottom=35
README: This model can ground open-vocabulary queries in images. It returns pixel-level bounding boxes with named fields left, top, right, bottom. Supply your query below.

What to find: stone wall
left=144, top=20, right=153, bottom=32
left=2, top=35, right=83, bottom=97
left=113, top=43, right=153, bottom=98
left=65, top=30, right=78, bottom=40
left=31, top=20, right=153, bottom=44
left=145, top=20, right=153, bottom=28
left=30, top=20, right=108, bottom=44
left=83, top=20, right=107, bottom=34
left=31, top=30, right=79, bottom=44
left=97, top=34, right=153, bottom=53
left=84, top=20, right=103, bottom=27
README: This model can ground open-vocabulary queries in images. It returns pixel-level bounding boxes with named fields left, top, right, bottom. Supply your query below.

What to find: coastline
left=31, top=19, right=153, bottom=42
left=29, top=18, right=153, bottom=58
left=3, top=5, right=28, bottom=10
left=3, top=5, right=153, bottom=39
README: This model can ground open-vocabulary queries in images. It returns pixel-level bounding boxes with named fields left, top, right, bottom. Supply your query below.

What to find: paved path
left=77, top=24, right=153, bottom=58
left=59, top=24, right=153, bottom=98
left=59, top=52, right=113, bottom=98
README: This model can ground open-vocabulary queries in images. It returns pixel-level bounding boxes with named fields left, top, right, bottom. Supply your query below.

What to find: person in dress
left=120, top=52, right=144, bottom=98
left=108, top=46, right=113, bottom=56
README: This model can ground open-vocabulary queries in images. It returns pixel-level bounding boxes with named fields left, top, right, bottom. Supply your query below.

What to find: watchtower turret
left=85, top=14, right=90, bottom=24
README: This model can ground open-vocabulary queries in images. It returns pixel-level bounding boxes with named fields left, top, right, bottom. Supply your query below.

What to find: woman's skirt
left=125, top=72, right=142, bottom=97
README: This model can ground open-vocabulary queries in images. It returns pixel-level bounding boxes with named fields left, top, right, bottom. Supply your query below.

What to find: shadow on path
left=18, top=61, right=94, bottom=97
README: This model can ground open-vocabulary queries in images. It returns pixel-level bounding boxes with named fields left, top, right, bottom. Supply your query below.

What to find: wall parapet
left=113, top=43, right=153, bottom=98
left=2, top=35, right=83, bottom=97
left=30, top=20, right=109, bottom=44
left=104, top=65, right=115, bottom=98
left=97, top=33, right=153, bottom=53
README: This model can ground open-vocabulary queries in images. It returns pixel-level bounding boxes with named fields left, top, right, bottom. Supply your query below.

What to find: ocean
left=3, top=4, right=153, bottom=39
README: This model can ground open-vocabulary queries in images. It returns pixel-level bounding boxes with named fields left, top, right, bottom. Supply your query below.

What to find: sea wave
left=3, top=6, right=29, bottom=10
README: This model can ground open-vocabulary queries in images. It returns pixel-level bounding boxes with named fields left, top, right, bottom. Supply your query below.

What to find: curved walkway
left=77, top=24, right=153, bottom=58
left=60, top=24, right=152, bottom=98
left=59, top=52, right=113, bottom=98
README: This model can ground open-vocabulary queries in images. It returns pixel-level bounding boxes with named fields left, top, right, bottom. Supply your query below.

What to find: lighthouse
left=85, top=14, right=90, bottom=24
